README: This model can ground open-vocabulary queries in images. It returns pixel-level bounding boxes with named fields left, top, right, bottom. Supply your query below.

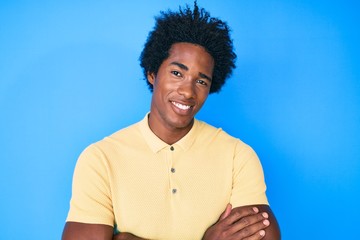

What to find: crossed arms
left=62, top=204, right=280, bottom=240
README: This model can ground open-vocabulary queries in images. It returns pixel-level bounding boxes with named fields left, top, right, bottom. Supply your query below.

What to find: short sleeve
left=66, top=144, right=114, bottom=226
left=230, top=142, right=269, bottom=207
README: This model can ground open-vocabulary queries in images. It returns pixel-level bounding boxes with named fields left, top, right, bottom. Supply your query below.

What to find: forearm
left=62, top=222, right=114, bottom=240
left=113, top=233, right=148, bottom=240
left=255, top=205, right=281, bottom=240
left=202, top=204, right=280, bottom=240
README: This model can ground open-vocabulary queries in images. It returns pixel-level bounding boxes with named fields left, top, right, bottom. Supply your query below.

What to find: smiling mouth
left=171, top=101, right=192, bottom=110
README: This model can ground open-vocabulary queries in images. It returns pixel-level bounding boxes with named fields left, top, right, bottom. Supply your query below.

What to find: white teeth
left=172, top=101, right=191, bottom=110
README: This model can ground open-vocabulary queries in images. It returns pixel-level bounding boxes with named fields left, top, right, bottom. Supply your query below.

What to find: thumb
left=219, top=203, right=232, bottom=221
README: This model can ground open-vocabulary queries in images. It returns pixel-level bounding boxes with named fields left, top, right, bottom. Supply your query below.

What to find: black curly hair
left=139, top=1, right=236, bottom=94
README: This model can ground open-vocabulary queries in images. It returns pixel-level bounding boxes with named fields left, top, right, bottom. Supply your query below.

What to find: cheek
left=197, top=91, right=210, bottom=104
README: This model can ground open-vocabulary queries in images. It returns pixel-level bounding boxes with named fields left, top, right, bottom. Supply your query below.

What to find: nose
left=177, top=79, right=195, bottom=99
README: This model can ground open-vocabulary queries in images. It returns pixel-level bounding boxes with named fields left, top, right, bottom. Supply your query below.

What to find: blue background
left=1, top=0, right=359, bottom=239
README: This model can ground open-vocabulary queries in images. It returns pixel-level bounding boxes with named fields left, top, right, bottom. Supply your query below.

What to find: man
left=62, top=2, right=280, bottom=240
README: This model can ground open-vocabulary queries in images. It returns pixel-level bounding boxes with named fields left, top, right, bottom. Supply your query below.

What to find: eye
left=171, top=71, right=182, bottom=77
left=196, top=79, right=208, bottom=86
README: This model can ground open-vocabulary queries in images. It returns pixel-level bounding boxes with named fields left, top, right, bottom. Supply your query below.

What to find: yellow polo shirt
left=66, top=114, right=268, bottom=239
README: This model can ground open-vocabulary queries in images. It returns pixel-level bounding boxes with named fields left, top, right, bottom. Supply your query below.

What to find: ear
left=147, top=72, right=156, bottom=85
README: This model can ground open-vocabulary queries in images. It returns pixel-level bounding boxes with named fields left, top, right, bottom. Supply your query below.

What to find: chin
left=172, top=118, right=194, bottom=129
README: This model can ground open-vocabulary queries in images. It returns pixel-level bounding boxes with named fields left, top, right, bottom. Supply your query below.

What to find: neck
left=148, top=114, right=194, bottom=145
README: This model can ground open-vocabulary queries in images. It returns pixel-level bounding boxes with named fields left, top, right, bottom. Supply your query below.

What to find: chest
left=108, top=147, right=234, bottom=239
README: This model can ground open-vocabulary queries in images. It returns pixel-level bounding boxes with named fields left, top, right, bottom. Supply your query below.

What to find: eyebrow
left=170, top=61, right=212, bottom=82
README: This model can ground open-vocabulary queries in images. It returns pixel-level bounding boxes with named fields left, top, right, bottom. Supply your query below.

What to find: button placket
left=169, top=145, right=177, bottom=194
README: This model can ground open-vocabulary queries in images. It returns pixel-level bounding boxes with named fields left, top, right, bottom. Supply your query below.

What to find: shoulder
left=194, top=120, right=259, bottom=162
left=195, top=119, right=249, bottom=148
left=75, top=120, right=143, bottom=164
left=89, top=120, right=143, bottom=149
left=107, top=121, right=142, bottom=142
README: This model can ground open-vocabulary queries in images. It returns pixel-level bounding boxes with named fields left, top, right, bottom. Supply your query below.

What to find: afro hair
left=139, top=1, right=236, bottom=93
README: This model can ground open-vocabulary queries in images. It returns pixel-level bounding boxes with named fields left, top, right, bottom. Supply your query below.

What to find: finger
left=225, top=211, right=269, bottom=237
left=242, top=230, right=266, bottom=240
left=233, top=212, right=269, bottom=232
left=219, top=203, right=232, bottom=221
left=234, top=218, right=270, bottom=239
left=223, top=206, right=259, bottom=225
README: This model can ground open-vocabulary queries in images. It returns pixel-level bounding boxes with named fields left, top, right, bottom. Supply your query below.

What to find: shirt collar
left=138, top=113, right=199, bottom=153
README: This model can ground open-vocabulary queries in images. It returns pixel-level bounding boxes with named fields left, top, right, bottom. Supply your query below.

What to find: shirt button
left=172, top=189, right=177, bottom=194
left=170, top=146, right=174, bottom=151
left=171, top=168, right=176, bottom=173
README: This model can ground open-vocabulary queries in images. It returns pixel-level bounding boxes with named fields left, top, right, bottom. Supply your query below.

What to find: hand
left=113, top=232, right=147, bottom=240
left=202, top=204, right=270, bottom=240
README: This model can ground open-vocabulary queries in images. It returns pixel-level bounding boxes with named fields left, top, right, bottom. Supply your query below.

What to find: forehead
left=166, top=42, right=214, bottom=69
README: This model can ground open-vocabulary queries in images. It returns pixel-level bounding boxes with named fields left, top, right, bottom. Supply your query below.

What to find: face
left=147, top=42, right=214, bottom=139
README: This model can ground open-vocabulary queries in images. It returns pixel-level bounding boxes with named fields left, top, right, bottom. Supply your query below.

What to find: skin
left=62, top=43, right=281, bottom=240
left=202, top=204, right=280, bottom=240
left=147, top=42, right=214, bottom=144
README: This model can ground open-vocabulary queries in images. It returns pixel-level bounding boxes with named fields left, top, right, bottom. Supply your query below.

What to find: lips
left=171, top=101, right=192, bottom=110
